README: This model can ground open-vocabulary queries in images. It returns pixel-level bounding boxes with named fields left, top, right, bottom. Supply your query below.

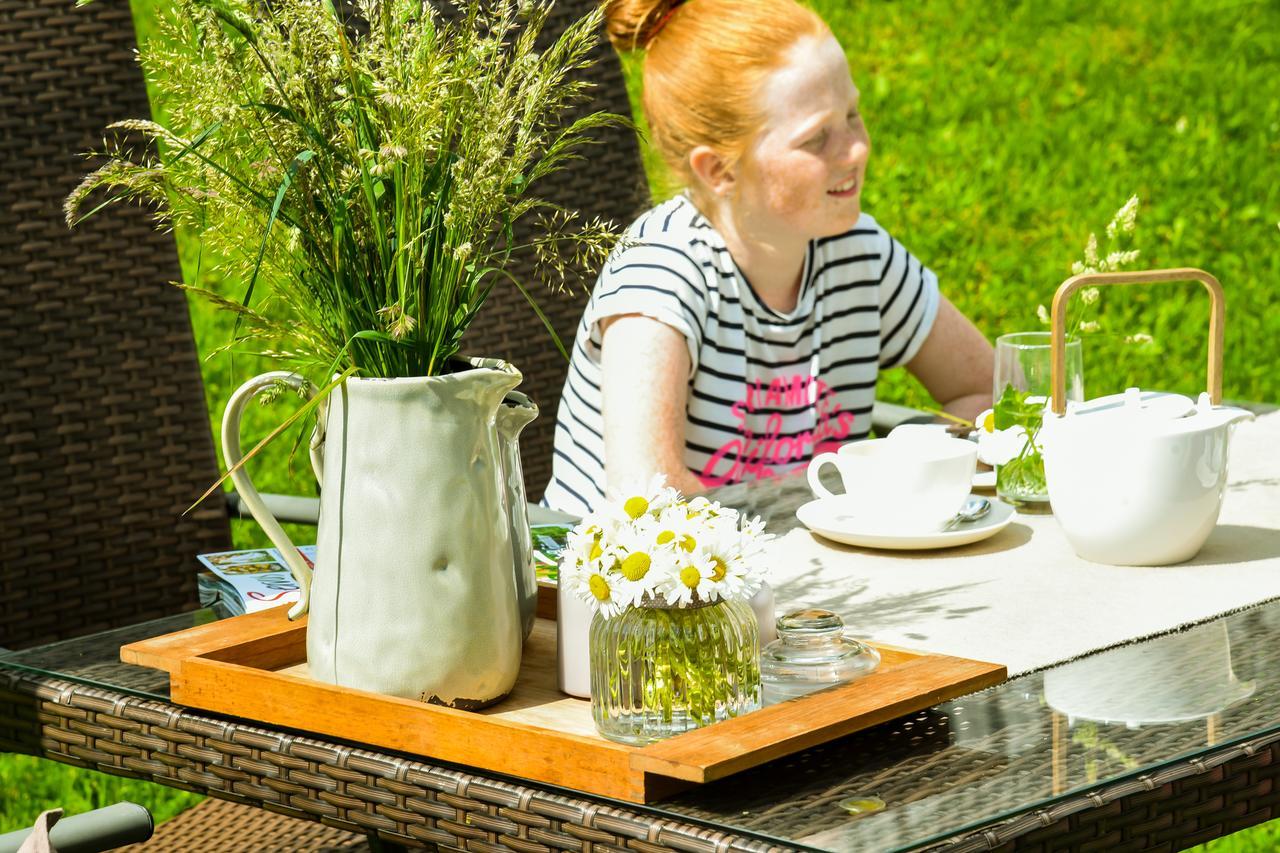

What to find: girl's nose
left=839, top=136, right=868, bottom=168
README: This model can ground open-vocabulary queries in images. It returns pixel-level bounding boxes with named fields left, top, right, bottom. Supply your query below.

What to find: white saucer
left=795, top=497, right=1016, bottom=550
left=972, top=470, right=997, bottom=490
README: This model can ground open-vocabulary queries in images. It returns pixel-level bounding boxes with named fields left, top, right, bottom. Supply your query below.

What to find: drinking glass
left=992, top=332, right=1084, bottom=506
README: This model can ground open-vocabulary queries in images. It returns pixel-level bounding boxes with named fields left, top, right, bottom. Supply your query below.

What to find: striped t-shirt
left=542, top=194, right=940, bottom=516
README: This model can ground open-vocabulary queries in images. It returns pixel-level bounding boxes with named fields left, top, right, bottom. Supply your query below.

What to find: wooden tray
left=122, top=589, right=1005, bottom=803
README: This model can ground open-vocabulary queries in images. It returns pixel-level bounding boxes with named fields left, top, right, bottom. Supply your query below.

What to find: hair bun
left=604, top=0, right=685, bottom=51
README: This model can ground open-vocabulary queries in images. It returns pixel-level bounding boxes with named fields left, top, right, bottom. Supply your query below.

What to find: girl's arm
left=905, top=295, right=994, bottom=425
left=600, top=314, right=706, bottom=497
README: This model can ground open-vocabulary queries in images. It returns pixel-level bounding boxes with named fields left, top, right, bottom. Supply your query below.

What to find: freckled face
left=732, top=35, right=871, bottom=242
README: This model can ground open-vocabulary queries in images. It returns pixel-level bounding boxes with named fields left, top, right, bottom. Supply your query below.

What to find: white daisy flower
left=566, top=563, right=630, bottom=619
left=610, top=517, right=675, bottom=601
left=973, top=406, right=1040, bottom=466
left=652, top=504, right=710, bottom=556
left=605, top=474, right=678, bottom=523
left=661, top=551, right=719, bottom=607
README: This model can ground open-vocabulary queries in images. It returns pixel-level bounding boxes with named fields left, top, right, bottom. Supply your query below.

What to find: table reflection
left=1044, top=621, right=1255, bottom=794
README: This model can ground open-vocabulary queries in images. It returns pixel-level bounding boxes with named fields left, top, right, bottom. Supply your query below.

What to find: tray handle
left=1050, top=267, right=1224, bottom=416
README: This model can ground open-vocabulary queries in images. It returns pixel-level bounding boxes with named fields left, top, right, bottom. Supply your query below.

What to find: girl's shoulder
left=620, top=194, right=721, bottom=252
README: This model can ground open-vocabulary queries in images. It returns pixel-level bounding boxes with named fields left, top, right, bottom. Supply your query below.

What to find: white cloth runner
left=766, top=410, right=1280, bottom=676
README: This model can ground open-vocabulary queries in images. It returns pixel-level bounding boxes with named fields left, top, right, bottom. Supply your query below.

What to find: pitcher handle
left=221, top=371, right=326, bottom=620
left=1050, top=268, right=1224, bottom=416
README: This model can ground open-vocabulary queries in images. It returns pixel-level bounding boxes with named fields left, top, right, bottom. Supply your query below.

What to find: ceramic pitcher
left=221, top=360, right=524, bottom=708
left=498, top=390, right=539, bottom=640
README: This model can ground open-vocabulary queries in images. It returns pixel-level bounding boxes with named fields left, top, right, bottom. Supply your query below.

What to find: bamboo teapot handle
left=1050, top=268, right=1225, bottom=416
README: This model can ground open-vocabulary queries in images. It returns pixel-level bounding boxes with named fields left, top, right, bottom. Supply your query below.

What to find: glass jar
left=590, top=597, right=761, bottom=745
left=760, top=609, right=881, bottom=705
left=992, top=331, right=1084, bottom=507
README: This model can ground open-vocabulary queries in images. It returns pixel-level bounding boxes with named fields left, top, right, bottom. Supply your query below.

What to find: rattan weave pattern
left=455, top=0, right=651, bottom=501
left=0, top=667, right=789, bottom=853
left=121, top=797, right=371, bottom=851
left=5, top=661, right=1280, bottom=852
left=0, top=0, right=232, bottom=650
left=932, top=730, right=1280, bottom=852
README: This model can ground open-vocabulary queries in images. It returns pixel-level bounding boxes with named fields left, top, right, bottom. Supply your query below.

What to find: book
left=531, top=523, right=573, bottom=584
left=197, top=525, right=571, bottom=617
left=197, top=546, right=312, bottom=617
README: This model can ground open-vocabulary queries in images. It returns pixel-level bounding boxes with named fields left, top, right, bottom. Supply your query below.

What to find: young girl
left=542, top=0, right=993, bottom=516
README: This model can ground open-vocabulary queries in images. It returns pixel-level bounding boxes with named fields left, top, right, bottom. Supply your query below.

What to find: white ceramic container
left=222, top=361, right=526, bottom=708
left=1041, top=268, right=1252, bottom=566
left=1043, top=389, right=1253, bottom=565
left=806, top=434, right=977, bottom=532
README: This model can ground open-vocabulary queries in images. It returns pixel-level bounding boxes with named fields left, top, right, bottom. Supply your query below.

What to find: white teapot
left=1040, top=269, right=1254, bottom=566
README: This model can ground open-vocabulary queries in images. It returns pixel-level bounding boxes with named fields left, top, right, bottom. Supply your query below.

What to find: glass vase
left=590, top=597, right=761, bottom=745
left=993, top=331, right=1084, bottom=507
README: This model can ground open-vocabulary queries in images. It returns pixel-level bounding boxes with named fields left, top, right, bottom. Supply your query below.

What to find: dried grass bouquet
left=66, top=0, right=622, bottom=381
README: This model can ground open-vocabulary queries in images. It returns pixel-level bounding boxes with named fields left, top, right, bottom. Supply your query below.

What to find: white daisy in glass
left=563, top=517, right=615, bottom=574
left=606, top=474, right=679, bottom=525
left=682, top=495, right=718, bottom=520
left=567, top=484, right=774, bottom=618
left=738, top=513, right=768, bottom=541
left=566, top=560, right=631, bottom=619
left=651, top=503, right=708, bottom=556
left=610, top=515, right=674, bottom=603
left=661, top=551, right=719, bottom=607
left=973, top=403, right=1042, bottom=466
left=697, top=529, right=756, bottom=601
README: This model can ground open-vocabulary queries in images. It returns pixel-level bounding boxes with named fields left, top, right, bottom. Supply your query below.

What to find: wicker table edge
left=0, top=664, right=796, bottom=853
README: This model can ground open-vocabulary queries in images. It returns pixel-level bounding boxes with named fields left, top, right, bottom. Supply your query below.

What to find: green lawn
left=4, top=0, right=1277, bottom=846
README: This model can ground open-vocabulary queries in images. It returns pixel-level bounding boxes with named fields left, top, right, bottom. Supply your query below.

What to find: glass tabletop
left=4, top=473, right=1280, bottom=852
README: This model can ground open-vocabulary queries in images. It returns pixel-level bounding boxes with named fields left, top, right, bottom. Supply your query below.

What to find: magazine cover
left=198, top=527, right=570, bottom=615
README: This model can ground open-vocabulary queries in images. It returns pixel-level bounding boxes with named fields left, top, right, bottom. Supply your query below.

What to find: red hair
left=605, top=0, right=830, bottom=195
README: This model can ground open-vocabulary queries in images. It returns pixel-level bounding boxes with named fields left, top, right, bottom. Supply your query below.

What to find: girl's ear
left=689, top=145, right=736, bottom=198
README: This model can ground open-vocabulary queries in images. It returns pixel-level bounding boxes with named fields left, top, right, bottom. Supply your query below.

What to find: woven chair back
left=456, top=2, right=650, bottom=499
left=0, top=0, right=648, bottom=650
left=0, top=0, right=232, bottom=649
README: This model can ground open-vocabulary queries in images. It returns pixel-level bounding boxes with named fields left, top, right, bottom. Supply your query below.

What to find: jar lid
left=763, top=608, right=881, bottom=669
left=776, top=608, right=844, bottom=635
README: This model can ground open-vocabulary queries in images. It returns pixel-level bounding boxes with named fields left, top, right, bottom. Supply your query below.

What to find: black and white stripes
left=542, top=194, right=939, bottom=516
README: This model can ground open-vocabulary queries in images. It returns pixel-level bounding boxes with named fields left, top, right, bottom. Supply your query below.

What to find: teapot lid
left=1055, top=388, right=1253, bottom=436
left=1068, top=388, right=1195, bottom=422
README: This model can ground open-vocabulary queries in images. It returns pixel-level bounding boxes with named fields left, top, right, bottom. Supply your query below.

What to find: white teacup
left=807, top=434, right=978, bottom=532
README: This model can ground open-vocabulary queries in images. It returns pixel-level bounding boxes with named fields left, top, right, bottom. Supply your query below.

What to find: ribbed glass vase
left=589, top=597, right=761, bottom=745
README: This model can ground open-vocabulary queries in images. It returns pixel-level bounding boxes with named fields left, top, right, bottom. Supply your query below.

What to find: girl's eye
left=805, top=130, right=828, bottom=150
left=848, top=109, right=862, bottom=124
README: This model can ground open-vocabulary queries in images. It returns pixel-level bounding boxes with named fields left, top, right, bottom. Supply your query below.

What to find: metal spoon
left=941, top=496, right=991, bottom=531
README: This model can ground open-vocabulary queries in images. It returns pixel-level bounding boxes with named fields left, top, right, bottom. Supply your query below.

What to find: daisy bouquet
left=562, top=478, right=771, bottom=743
left=562, top=478, right=771, bottom=618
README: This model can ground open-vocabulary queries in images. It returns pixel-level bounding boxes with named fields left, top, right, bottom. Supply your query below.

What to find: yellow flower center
left=589, top=537, right=603, bottom=561
left=983, top=411, right=996, bottom=432
left=680, top=565, right=702, bottom=589
left=588, top=574, right=611, bottom=601
left=710, top=557, right=728, bottom=582
left=679, top=534, right=697, bottom=552
left=620, top=552, right=651, bottom=581
left=624, top=496, right=649, bottom=519
left=656, top=530, right=675, bottom=545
